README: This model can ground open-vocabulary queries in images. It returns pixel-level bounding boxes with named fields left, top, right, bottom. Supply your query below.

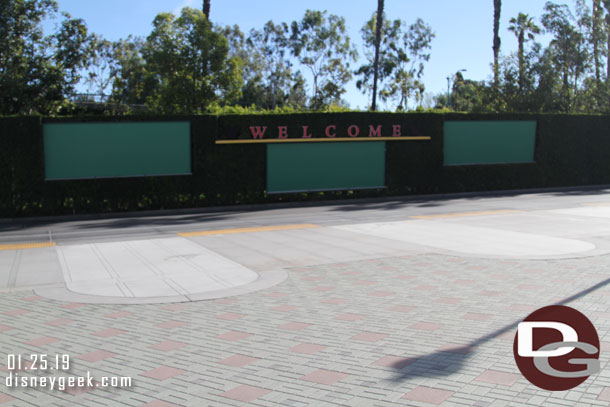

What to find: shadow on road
left=388, top=275, right=610, bottom=382
left=329, top=187, right=610, bottom=214
left=71, top=213, right=231, bottom=230
left=0, top=212, right=232, bottom=235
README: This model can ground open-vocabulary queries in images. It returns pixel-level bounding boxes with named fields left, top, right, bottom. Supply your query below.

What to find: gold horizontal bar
left=410, top=210, right=523, bottom=220
left=0, top=242, right=55, bottom=251
left=178, top=223, right=320, bottom=237
left=215, top=136, right=431, bottom=144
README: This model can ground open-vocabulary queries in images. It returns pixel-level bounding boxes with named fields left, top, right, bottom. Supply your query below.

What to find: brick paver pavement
left=2, top=253, right=610, bottom=406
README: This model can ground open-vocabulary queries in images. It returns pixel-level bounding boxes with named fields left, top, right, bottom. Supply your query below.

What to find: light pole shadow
left=387, top=275, right=610, bottom=382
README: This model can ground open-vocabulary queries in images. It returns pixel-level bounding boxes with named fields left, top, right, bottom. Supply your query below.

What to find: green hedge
left=0, top=116, right=45, bottom=216
left=2, top=112, right=610, bottom=217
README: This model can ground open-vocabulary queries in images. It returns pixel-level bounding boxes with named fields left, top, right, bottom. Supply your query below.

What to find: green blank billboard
left=267, top=142, right=386, bottom=193
left=43, top=121, right=191, bottom=180
left=444, top=121, right=536, bottom=165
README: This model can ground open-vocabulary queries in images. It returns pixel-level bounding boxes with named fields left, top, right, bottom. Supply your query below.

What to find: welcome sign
left=215, top=116, right=432, bottom=144
left=215, top=113, right=434, bottom=192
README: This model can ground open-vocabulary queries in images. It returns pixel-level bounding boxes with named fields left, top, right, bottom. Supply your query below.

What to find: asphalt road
left=2, top=186, right=610, bottom=245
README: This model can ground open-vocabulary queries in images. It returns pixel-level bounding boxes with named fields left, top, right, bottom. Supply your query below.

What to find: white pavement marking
left=550, top=206, right=610, bottom=218
left=55, top=237, right=258, bottom=298
left=189, top=227, right=426, bottom=271
left=334, top=220, right=595, bottom=257
left=435, top=211, right=610, bottom=238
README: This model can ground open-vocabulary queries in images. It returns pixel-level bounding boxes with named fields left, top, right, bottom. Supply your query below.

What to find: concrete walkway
left=3, top=193, right=610, bottom=302
left=2, top=189, right=610, bottom=406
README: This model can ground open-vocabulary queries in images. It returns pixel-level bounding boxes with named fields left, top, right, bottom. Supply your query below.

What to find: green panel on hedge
left=267, top=142, right=385, bottom=193
left=444, top=121, right=536, bottom=165
left=44, top=122, right=191, bottom=179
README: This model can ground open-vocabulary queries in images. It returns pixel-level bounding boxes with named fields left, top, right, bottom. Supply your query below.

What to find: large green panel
left=267, top=142, right=385, bottom=193
left=444, top=121, right=536, bottom=165
left=44, top=122, right=191, bottom=179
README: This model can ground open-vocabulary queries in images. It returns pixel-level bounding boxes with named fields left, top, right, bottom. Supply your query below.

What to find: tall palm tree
left=371, top=0, right=384, bottom=111
left=508, top=13, right=540, bottom=91
left=493, top=0, right=501, bottom=88
left=592, top=0, right=602, bottom=83
left=603, top=0, right=610, bottom=81
left=203, top=0, right=210, bottom=19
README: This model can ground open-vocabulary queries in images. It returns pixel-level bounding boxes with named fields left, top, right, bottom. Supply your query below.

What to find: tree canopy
left=356, top=13, right=434, bottom=110
left=4, top=0, right=610, bottom=115
left=140, top=8, right=242, bottom=113
left=0, top=0, right=93, bottom=114
left=289, top=10, right=358, bottom=108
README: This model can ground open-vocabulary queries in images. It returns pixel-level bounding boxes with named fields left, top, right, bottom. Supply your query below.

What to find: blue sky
left=52, top=0, right=557, bottom=109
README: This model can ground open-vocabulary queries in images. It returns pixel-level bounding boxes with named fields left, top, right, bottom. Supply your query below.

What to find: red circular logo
left=513, top=305, right=600, bottom=391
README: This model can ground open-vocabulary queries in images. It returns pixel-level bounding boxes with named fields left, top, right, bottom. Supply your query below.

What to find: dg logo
left=513, top=305, right=600, bottom=391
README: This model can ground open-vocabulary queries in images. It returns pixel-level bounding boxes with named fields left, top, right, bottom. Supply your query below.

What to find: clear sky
left=51, top=0, right=557, bottom=109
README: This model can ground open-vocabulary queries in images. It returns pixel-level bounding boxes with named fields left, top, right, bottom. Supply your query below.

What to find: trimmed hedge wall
left=1, top=112, right=610, bottom=217
left=0, top=116, right=45, bottom=217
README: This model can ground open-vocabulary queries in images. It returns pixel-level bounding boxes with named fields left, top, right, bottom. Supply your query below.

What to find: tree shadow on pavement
left=329, top=199, right=444, bottom=212
left=548, top=188, right=610, bottom=197
left=71, top=213, right=231, bottom=230
left=387, top=275, right=610, bottom=382
left=0, top=212, right=232, bottom=234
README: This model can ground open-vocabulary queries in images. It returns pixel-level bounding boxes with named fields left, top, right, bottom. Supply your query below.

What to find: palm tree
left=508, top=13, right=540, bottom=91
left=371, top=0, right=384, bottom=111
left=603, top=0, right=610, bottom=81
left=493, top=0, right=501, bottom=88
left=592, top=0, right=602, bottom=83
left=203, top=0, right=210, bottom=19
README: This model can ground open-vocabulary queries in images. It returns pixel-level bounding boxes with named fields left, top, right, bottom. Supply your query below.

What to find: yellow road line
left=178, top=224, right=320, bottom=237
left=410, top=209, right=523, bottom=220
left=215, top=136, right=430, bottom=144
left=0, top=242, right=55, bottom=251
left=582, top=202, right=610, bottom=207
